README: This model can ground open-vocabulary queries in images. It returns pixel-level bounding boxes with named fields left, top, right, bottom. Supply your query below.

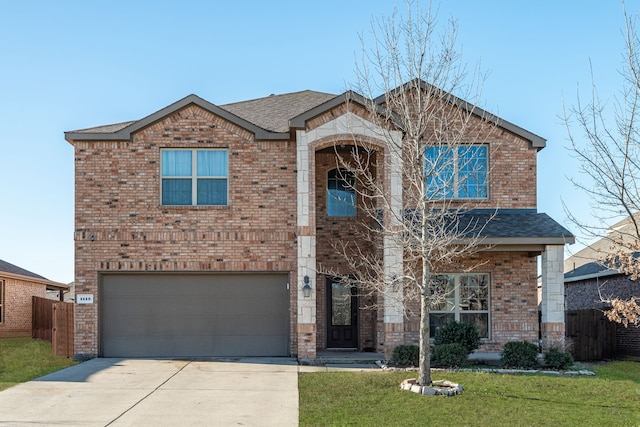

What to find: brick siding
left=0, top=277, right=46, bottom=337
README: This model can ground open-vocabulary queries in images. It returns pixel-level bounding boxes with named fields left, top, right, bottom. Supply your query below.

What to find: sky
left=0, top=1, right=637, bottom=284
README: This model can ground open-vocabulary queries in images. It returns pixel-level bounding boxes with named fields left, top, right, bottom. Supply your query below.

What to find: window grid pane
left=425, top=146, right=455, bottom=198
left=197, top=179, right=227, bottom=205
left=458, top=146, right=487, bottom=198
left=197, top=150, right=228, bottom=176
left=162, top=178, right=192, bottom=205
left=162, top=150, right=192, bottom=176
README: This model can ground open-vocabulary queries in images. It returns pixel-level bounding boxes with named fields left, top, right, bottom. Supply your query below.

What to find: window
left=327, top=168, right=356, bottom=217
left=429, top=273, right=489, bottom=338
left=161, top=149, right=228, bottom=206
left=425, top=145, right=487, bottom=199
left=0, top=279, right=4, bottom=323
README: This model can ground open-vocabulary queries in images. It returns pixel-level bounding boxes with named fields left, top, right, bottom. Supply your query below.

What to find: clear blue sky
left=0, top=1, right=636, bottom=283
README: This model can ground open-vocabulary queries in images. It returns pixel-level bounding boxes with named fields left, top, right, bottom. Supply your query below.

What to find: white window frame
left=429, top=273, right=490, bottom=338
left=160, top=148, right=229, bottom=206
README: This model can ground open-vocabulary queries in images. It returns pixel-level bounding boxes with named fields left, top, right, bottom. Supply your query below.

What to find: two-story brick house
left=65, top=81, right=573, bottom=360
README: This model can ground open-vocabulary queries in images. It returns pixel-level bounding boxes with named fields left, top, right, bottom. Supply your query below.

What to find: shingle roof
left=456, top=209, right=575, bottom=244
left=0, top=259, right=49, bottom=281
left=564, top=251, right=639, bottom=282
left=65, top=81, right=546, bottom=148
left=220, top=90, right=337, bottom=133
left=69, top=121, right=137, bottom=134
left=564, top=260, right=617, bottom=281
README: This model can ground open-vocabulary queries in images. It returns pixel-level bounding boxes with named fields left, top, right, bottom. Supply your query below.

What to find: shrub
left=431, top=343, right=468, bottom=368
left=433, top=321, right=480, bottom=353
left=501, top=341, right=539, bottom=369
left=544, top=347, right=574, bottom=370
left=392, top=345, right=419, bottom=366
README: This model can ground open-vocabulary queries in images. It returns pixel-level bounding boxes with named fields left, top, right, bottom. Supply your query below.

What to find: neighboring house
left=46, top=282, right=75, bottom=302
left=65, top=81, right=573, bottom=360
left=565, top=216, right=640, bottom=357
left=0, top=259, right=69, bottom=337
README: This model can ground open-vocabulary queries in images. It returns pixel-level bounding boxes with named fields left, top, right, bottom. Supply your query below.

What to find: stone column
left=296, top=130, right=317, bottom=359
left=540, top=244, right=566, bottom=351
left=381, top=129, right=405, bottom=357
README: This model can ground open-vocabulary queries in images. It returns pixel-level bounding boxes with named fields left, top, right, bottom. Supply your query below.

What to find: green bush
left=392, top=345, right=419, bottom=366
left=501, top=341, right=539, bottom=369
left=431, top=343, right=468, bottom=368
left=544, top=347, right=574, bottom=370
left=433, top=321, right=480, bottom=353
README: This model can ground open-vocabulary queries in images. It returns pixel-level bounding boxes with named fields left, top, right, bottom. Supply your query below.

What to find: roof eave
left=375, top=79, right=547, bottom=149
left=65, top=94, right=290, bottom=143
left=564, top=269, right=620, bottom=283
left=455, top=236, right=575, bottom=246
left=0, top=271, right=69, bottom=289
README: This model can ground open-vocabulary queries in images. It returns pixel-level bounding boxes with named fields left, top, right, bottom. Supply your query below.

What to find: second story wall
left=74, top=104, right=298, bottom=272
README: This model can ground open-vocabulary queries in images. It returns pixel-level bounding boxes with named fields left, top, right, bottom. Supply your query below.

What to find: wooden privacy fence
left=32, top=296, right=74, bottom=358
left=566, top=309, right=617, bottom=361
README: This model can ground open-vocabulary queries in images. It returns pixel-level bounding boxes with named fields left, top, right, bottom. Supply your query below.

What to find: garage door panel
left=101, top=273, right=289, bottom=357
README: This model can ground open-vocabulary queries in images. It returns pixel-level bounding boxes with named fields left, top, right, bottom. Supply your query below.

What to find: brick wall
left=0, top=277, right=46, bottom=337
left=73, top=105, right=298, bottom=358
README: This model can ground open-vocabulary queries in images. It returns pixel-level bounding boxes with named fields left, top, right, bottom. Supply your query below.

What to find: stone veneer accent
left=541, top=245, right=566, bottom=350
left=296, top=111, right=404, bottom=356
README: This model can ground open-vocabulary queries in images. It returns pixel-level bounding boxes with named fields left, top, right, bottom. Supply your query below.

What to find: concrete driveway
left=0, top=357, right=299, bottom=426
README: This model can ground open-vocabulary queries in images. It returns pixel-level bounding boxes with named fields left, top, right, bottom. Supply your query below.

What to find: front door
left=326, top=279, right=358, bottom=348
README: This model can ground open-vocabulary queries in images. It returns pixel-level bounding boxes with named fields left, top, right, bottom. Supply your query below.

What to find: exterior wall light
left=303, top=275, right=312, bottom=298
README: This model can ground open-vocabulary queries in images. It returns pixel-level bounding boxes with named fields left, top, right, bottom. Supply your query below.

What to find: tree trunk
left=418, top=261, right=432, bottom=386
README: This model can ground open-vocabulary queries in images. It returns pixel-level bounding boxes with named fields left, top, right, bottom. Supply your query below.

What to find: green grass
left=299, top=362, right=640, bottom=426
left=0, top=337, right=77, bottom=391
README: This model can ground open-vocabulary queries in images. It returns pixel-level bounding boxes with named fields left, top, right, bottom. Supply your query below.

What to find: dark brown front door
left=326, top=279, right=358, bottom=348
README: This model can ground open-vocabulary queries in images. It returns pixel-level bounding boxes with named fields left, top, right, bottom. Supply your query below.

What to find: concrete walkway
left=0, top=357, right=299, bottom=426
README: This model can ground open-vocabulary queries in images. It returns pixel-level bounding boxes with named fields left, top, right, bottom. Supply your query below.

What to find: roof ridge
left=221, top=89, right=337, bottom=107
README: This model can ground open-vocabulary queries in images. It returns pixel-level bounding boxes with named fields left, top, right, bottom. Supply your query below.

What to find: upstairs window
left=429, top=273, right=490, bottom=338
left=161, top=149, right=228, bottom=206
left=425, top=145, right=488, bottom=199
left=327, top=168, right=356, bottom=217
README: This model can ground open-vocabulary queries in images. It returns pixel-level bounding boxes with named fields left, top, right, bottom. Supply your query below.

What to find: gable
left=65, top=94, right=291, bottom=144
left=131, top=104, right=255, bottom=143
left=375, top=79, right=547, bottom=150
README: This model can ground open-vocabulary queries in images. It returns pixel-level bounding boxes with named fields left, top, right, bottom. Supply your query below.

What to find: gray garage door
left=100, top=273, right=290, bottom=357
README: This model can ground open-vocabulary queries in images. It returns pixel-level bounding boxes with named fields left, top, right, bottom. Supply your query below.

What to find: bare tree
left=322, top=1, right=497, bottom=386
left=563, top=4, right=640, bottom=326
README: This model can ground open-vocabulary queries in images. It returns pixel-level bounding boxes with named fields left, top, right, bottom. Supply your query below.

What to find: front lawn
left=0, top=337, right=77, bottom=391
left=299, top=362, right=640, bottom=426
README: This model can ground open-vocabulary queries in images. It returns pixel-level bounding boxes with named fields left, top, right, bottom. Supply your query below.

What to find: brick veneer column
left=541, top=244, right=566, bottom=350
